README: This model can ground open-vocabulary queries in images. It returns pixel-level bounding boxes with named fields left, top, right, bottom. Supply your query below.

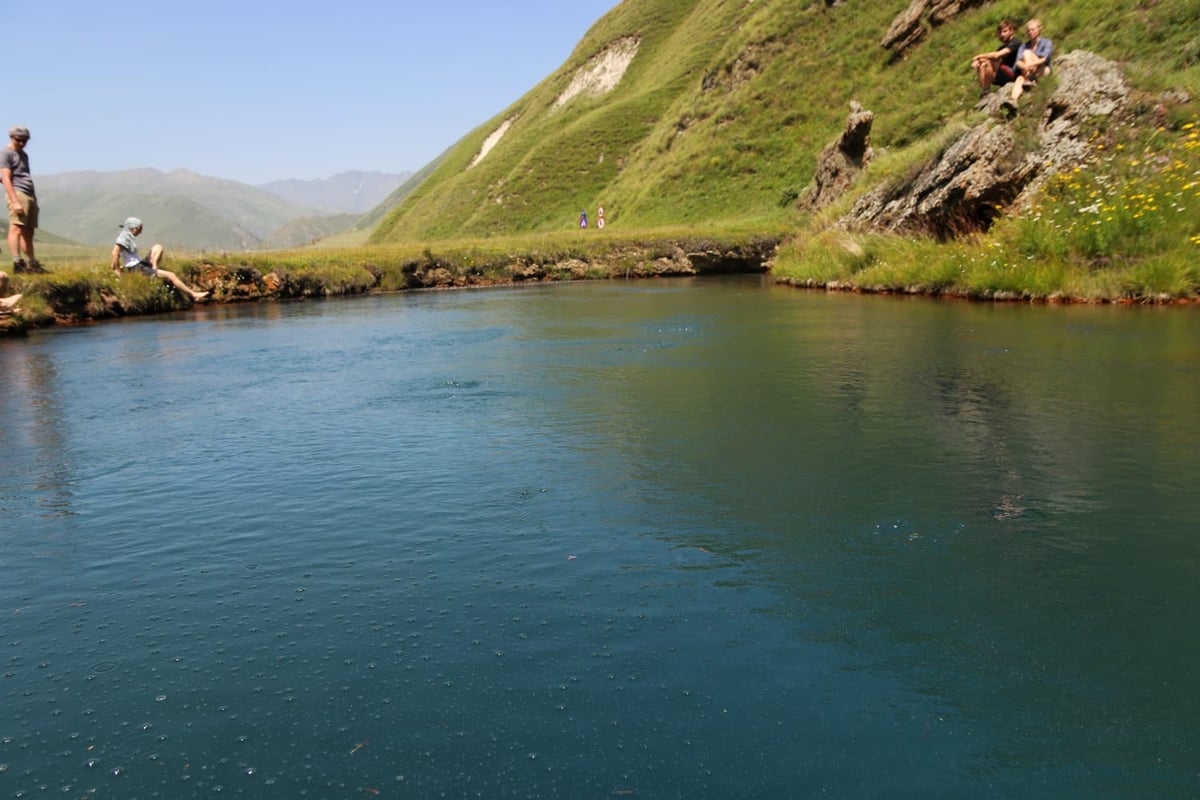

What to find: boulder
left=840, top=51, right=1130, bottom=238
left=841, top=122, right=1030, bottom=237
left=801, top=102, right=875, bottom=211
left=882, top=0, right=989, bottom=56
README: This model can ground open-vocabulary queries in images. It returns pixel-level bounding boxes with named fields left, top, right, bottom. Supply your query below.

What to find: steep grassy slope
left=371, top=0, right=1199, bottom=244
left=354, top=150, right=450, bottom=233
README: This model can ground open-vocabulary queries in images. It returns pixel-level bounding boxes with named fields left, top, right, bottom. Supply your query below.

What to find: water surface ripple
left=2, top=279, right=1197, bottom=798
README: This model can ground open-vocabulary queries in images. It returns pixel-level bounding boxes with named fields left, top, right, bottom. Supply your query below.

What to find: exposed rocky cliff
left=800, top=102, right=875, bottom=212
left=836, top=51, right=1132, bottom=239
left=881, top=0, right=990, bottom=57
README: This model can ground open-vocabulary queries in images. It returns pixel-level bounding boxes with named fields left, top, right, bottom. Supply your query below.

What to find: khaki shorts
left=7, top=191, right=38, bottom=229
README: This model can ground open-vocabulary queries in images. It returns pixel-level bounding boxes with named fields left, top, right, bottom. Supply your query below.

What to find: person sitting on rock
left=0, top=269, right=22, bottom=314
left=1004, top=19, right=1053, bottom=111
left=971, top=19, right=1022, bottom=101
left=111, top=217, right=209, bottom=303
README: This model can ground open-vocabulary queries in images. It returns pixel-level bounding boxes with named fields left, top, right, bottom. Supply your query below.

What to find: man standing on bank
left=112, top=217, right=209, bottom=303
left=2, top=126, right=45, bottom=274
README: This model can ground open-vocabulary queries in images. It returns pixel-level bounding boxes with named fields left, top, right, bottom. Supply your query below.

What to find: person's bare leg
left=7, top=224, right=21, bottom=262
left=149, top=244, right=164, bottom=270
left=157, top=268, right=208, bottom=302
left=0, top=270, right=20, bottom=311
left=1010, top=76, right=1026, bottom=102
left=977, top=60, right=995, bottom=92
left=20, top=227, right=35, bottom=262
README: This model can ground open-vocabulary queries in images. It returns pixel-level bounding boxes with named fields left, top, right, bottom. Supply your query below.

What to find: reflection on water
left=2, top=281, right=1198, bottom=798
left=1, top=349, right=76, bottom=531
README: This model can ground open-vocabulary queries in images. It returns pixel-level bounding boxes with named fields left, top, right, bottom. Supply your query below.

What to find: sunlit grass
left=777, top=111, right=1200, bottom=301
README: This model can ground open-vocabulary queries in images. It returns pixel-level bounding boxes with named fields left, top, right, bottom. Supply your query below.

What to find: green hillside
left=370, top=0, right=1199, bottom=253
left=260, top=213, right=361, bottom=250
left=354, top=151, right=449, bottom=233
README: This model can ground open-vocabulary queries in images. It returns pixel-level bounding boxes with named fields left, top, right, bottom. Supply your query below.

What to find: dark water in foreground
left=2, top=277, right=1198, bottom=799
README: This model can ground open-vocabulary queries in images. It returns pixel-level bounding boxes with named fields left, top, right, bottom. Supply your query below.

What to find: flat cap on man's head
left=9, top=126, right=30, bottom=140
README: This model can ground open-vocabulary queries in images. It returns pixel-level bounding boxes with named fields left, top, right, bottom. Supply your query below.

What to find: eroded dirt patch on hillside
left=554, top=37, right=640, bottom=108
left=470, top=117, right=516, bottom=169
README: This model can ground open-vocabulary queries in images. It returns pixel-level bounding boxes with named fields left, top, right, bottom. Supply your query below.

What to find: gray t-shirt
left=1, top=147, right=35, bottom=197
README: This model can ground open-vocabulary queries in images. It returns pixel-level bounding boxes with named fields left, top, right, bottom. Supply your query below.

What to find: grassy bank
left=774, top=109, right=1200, bottom=302
left=1, top=226, right=782, bottom=334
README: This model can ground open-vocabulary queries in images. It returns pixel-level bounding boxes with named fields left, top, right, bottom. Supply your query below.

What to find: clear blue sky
left=15, top=0, right=618, bottom=185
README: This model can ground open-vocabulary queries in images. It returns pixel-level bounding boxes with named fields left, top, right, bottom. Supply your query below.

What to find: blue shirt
left=1018, top=37, right=1053, bottom=69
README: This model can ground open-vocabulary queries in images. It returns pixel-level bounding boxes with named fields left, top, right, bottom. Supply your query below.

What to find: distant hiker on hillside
left=970, top=20, right=1022, bottom=101
left=597, top=206, right=606, bottom=229
left=1004, top=19, right=1053, bottom=113
left=2, top=126, right=45, bottom=274
left=579, top=209, right=589, bottom=229
left=0, top=270, right=22, bottom=314
left=112, top=217, right=210, bottom=303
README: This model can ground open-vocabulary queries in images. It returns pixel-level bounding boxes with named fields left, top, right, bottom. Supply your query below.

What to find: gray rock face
left=843, top=124, right=1028, bottom=238
left=1038, top=51, right=1131, bottom=171
left=882, top=0, right=990, bottom=55
left=838, top=50, right=1131, bottom=238
left=801, top=102, right=876, bottom=211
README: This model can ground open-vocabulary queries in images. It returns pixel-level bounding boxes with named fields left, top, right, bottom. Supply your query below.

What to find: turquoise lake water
left=2, top=277, right=1198, bottom=798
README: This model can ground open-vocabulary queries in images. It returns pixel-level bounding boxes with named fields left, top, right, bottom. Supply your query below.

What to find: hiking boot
left=13, top=259, right=46, bottom=274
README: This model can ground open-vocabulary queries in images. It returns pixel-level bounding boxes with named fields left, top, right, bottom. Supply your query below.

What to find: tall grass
left=777, top=104, right=1200, bottom=301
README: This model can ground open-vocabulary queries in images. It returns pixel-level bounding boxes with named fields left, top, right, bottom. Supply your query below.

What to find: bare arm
left=1, top=168, right=18, bottom=208
left=111, top=244, right=124, bottom=274
left=973, top=46, right=1006, bottom=62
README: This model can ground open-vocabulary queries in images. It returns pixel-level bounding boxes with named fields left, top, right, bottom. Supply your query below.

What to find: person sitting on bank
left=112, top=217, right=209, bottom=303
left=0, top=269, right=22, bottom=314
left=1005, top=19, right=1053, bottom=110
left=970, top=19, right=1022, bottom=101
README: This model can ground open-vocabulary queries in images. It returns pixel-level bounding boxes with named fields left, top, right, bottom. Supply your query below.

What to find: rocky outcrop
left=841, top=121, right=1029, bottom=238
left=1035, top=51, right=1130, bottom=175
left=702, top=40, right=787, bottom=94
left=840, top=51, right=1130, bottom=238
left=882, top=0, right=989, bottom=56
left=800, top=102, right=875, bottom=211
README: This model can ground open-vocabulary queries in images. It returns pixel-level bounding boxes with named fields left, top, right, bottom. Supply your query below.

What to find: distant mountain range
left=258, top=171, right=413, bottom=215
left=36, top=168, right=411, bottom=251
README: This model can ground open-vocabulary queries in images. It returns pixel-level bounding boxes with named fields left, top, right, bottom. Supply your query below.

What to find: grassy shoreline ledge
left=4, top=205, right=1199, bottom=336
left=0, top=228, right=781, bottom=335
left=773, top=111, right=1200, bottom=304
left=8, top=103, right=1196, bottom=335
